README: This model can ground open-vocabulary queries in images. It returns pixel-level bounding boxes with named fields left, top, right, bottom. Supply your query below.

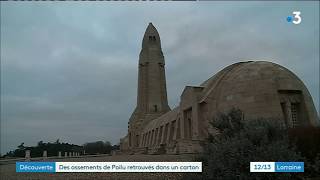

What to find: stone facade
left=121, top=23, right=171, bottom=153
left=120, top=23, right=319, bottom=154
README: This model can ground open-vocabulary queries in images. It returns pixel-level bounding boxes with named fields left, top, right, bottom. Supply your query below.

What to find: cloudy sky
left=1, top=1, right=319, bottom=154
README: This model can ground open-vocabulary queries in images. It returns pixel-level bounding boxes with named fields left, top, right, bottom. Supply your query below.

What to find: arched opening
left=278, top=90, right=307, bottom=128
left=184, top=108, right=192, bottom=139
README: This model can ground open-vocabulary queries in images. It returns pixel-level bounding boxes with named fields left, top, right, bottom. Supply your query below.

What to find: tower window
left=148, top=36, right=156, bottom=42
left=154, top=105, right=158, bottom=112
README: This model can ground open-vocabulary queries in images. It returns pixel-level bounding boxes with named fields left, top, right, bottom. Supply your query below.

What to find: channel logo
left=287, top=11, right=302, bottom=25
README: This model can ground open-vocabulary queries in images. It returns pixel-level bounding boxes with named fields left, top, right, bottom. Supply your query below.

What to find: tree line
left=2, top=139, right=120, bottom=158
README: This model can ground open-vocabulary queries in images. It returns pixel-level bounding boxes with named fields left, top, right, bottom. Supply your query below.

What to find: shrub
left=185, top=108, right=319, bottom=179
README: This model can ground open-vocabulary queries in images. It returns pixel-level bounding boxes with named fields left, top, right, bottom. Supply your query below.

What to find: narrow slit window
left=291, top=103, right=300, bottom=128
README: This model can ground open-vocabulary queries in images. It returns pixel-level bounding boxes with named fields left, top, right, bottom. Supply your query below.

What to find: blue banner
left=16, top=162, right=56, bottom=173
left=275, top=162, right=304, bottom=172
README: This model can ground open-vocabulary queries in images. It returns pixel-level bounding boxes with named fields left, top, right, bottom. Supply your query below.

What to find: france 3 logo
left=287, top=11, right=301, bottom=25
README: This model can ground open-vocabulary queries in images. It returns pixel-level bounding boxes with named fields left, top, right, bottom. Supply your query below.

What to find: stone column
left=156, top=128, right=161, bottom=145
left=192, top=103, right=199, bottom=140
left=69, top=152, right=72, bottom=157
left=166, top=122, right=172, bottom=144
left=142, top=133, right=144, bottom=147
left=139, top=134, right=143, bottom=148
left=154, top=128, right=159, bottom=146
left=148, top=132, right=151, bottom=146
left=25, top=150, right=31, bottom=161
left=180, top=111, right=185, bottom=139
left=144, top=134, right=147, bottom=147
left=64, top=152, right=68, bottom=157
left=142, top=134, right=146, bottom=147
left=145, top=133, right=148, bottom=147
left=58, top=151, right=62, bottom=158
left=160, top=126, right=166, bottom=144
left=150, top=131, right=154, bottom=146
left=150, top=130, right=156, bottom=147
left=43, top=151, right=47, bottom=159
left=173, top=119, right=179, bottom=140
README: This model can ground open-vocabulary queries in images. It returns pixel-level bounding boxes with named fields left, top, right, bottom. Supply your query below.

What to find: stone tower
left=127, top=23, right=170, bottom=149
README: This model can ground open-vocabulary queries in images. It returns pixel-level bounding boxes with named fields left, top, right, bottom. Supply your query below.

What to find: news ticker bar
left=250, top=162, right=304, bottom=172
left=16, top=162, right=202, bottom=173
left=16, top=161, right=304, bottom=173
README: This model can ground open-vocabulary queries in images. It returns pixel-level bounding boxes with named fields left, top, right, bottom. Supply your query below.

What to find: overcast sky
left=1, top=1, right=319, bottom=154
